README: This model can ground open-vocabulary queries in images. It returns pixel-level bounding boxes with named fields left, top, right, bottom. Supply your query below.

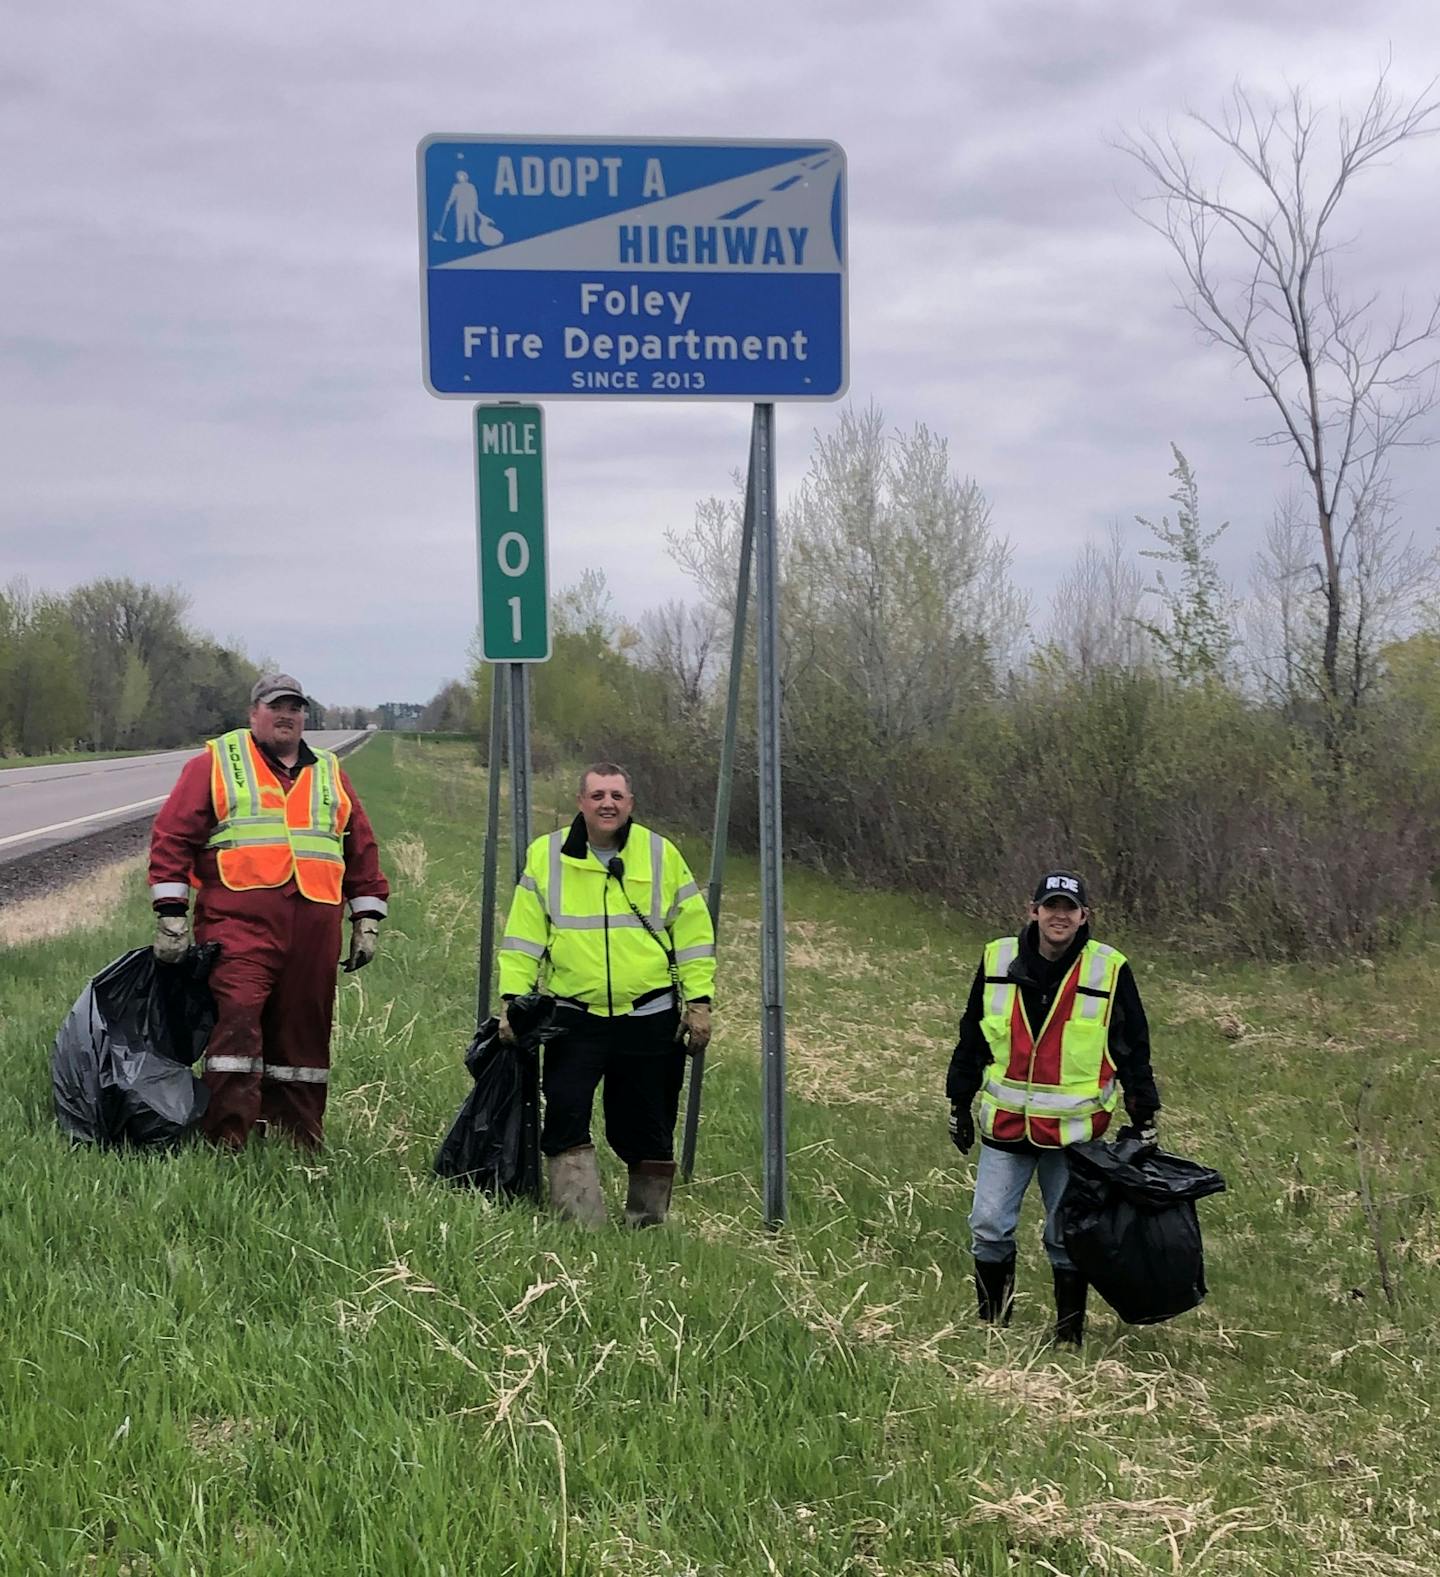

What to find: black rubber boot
left=974, top=1255, right=1016, bottom=1325
left=1052, top=1268, right=1088, bottom=1347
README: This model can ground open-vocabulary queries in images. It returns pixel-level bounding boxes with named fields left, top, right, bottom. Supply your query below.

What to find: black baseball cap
left=1033, top=870, right=1088, bottom=907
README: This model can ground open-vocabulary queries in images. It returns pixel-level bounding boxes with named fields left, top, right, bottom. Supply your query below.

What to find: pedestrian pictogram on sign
left=474, top=405, right=550, bottom=662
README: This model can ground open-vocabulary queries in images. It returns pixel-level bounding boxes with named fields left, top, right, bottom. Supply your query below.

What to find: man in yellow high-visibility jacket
left=498, top=761, right=716, bottom=1228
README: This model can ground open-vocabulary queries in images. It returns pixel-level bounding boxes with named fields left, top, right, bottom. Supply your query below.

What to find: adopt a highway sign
left=418, top=136, right=847, bottom=401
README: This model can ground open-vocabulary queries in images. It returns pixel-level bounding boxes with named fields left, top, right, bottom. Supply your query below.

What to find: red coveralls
left=148, top=736, right=389, bottom=1148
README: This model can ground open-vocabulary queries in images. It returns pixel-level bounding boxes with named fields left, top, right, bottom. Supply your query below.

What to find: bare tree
left=1045, top=521, right=1153, bottom=676
left=1244, top=492, right=1316, bottom=711
left=781, top=404, right=1026, bottom=744
left=665, top=488, right=747, bottom=621
left=1120, top=70, right=1440, bottom=736
left=1247, top=484, right=1437, bottom=719
left=637, top=599, right=721, bottom=716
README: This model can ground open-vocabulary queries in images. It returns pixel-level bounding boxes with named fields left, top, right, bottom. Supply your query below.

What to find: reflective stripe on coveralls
left=976, top=936, right=1126, bottom=1148
left=262, top=1064, right=329, bottom=1084
left=204, top=730, right=351, bottom=903
left=204, top=1054, right=264, bottom=1074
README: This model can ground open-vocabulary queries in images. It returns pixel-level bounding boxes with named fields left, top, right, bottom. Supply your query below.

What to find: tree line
left=0, top=578, right=376, bottom=755
left=0, top=579, right=267, bottom=756
left=428, top=404, right=1433, bottom=961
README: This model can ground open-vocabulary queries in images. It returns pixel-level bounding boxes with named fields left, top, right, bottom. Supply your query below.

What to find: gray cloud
left=4, top=0, right=1438, bottom=706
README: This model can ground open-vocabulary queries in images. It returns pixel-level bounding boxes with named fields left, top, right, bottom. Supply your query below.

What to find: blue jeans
left=969, top=1144, right=1074, bottom=1270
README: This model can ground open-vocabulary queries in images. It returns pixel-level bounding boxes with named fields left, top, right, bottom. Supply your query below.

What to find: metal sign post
left=475, top=672, right=506, bottom=1028
left=472, top=401, right=546, bottom=1199
left=508, top=658, right=539, bottom=1199
left=680, top=441, right=757, bottom=1182
left=507, top=663, right=533, bottom=881
left=752, top=404, right=787, bottom=1228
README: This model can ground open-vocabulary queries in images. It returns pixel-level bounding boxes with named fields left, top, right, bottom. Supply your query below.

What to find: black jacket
left=945, top=921, right=1160, bottom=1154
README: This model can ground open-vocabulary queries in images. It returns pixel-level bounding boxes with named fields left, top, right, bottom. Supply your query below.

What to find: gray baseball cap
left=250, top=672, right=307, bottom=705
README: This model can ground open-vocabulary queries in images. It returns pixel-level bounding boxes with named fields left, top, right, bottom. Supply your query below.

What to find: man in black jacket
left=946, top=870, right=1161, bottom=1345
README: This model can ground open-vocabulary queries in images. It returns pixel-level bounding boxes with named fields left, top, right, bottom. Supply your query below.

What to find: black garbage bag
left=434, top=992, right=565, bottom=1198
left=52, top=945, right=220, bottom=1148
left=1060, top=1129, right=1227, bottom=1325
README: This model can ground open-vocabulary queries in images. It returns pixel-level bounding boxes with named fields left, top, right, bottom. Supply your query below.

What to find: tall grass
left=0, top=737, right=1434, bottom=1574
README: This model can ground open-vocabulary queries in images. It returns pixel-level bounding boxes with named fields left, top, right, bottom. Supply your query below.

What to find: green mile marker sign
left=473, top=404, right=551, bottom=662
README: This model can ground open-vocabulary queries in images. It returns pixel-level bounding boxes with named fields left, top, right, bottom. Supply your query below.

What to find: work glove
left=948, top=1102, right=975, bottom=1154
left=342, top=916, right=381, bottom=973
left=679, top=1001, right=712, bottom=1053
left=152, top=913, right=190, bottom=965
left=1128, top=1109, right=1160, bottom=1149
left=497, top=999, right=517, bottom=1045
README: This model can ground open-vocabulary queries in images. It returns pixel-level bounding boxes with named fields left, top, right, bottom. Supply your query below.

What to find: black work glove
left=948, top=1102, right=975, bottom=1154
left=1126, top=1106, right=1159, bottom=1149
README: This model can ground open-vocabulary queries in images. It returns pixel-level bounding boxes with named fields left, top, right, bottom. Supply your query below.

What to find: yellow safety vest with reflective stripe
left=204, top=730, right=351, bottom=904
left=498, top=821, right=716, bottom=1015
left=976, top=935, right=1125, bottom=1148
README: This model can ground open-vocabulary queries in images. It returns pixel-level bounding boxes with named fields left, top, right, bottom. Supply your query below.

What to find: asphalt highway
left=0, top=733, right=367, bottom=866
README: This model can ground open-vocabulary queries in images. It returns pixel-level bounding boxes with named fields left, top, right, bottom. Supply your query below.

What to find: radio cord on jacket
left=605, top=857, right=682, bottom=1016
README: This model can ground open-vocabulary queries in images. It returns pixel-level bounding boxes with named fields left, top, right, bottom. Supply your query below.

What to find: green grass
left=1, top=735, right=1436, bottom=1575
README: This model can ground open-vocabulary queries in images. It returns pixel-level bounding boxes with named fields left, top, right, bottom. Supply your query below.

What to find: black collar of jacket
left=1008, top=919, right=1091, bottom=987
left=561, top=813, right=634, bottom=860
left=249, top=731, right=317, bottom=775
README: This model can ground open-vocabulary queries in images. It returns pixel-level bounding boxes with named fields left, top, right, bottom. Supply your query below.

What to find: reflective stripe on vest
left=204, top=730, right=351, bottom=904
left=976, top=936, right=1125, bottom=1149
left=500, top=824, right=711, bottom=1016
left=542, top=828, right=667, bottom=931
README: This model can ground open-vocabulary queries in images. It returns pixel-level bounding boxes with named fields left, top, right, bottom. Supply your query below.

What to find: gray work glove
left=679, top=1001, right=712, bottom=1053
left=497, top=999, right=518, bottom=1045
left=153, top=913, right=190, bottom=965
left=343, top=916, right=381, bottom=973
left=948, top=1102, right=975, bottom=1154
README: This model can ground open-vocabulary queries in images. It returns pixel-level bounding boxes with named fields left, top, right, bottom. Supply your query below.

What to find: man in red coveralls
left=147, top=673, right=389, bottom=1149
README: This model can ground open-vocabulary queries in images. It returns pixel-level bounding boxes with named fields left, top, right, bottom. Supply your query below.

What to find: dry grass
left=965, top=1480, right=1276, bottom=1574
left=387, top=832, right=430, bottom=889
left=0, top=855, right=143, bottom=947
left=187, top=1415, right=261, bottom=1460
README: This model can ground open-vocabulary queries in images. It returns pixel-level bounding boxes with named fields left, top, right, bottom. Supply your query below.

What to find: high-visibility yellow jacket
left=498, top=816, right=716, bottom=1015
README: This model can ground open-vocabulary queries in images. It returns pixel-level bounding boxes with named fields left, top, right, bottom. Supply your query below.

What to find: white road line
left=0, top=795, right=167, bottom=851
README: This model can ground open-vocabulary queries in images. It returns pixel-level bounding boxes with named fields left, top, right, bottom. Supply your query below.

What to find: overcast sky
left=5, top=1, right=1438, bottom=708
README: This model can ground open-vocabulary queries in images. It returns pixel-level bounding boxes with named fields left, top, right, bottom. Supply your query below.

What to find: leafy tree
left=12, top=594, right=88, bottom=754
left=420, top=680, right=475, bottom=732
left=114, top=641, right=153, bottom=745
